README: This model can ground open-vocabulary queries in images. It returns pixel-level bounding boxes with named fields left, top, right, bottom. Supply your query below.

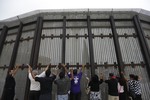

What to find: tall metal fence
left=0, top=9, right=150, bottom=100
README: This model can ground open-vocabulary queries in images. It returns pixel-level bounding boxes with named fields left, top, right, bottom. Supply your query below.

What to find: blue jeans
left=57, top=94, right=68, bottom=100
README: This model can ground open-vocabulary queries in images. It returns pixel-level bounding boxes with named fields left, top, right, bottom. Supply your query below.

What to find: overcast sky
left=0, top=0, right=150, bottom=20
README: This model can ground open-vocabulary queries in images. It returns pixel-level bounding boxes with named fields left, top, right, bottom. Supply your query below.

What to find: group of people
left=28, top=64, right=83, bottom=100
left=2, top=64, right=142, bottom=100
left=86, top=73, right=142, bottom=100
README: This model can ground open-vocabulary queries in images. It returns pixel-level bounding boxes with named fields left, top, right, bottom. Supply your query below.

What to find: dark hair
left=129, top=74, right=135, bottom=79
left=45, top=69, right=51, bottom=77
left=134, top=75, right=139, bottom=81
left=91, top=74, right=99, bottom=82
left=59, top=71, right=65, bottom=79
left=73, top=69, right=77, bottom=75
left=109, top=73, right=114, bottom=77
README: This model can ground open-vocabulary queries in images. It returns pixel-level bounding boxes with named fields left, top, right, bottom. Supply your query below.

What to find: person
left=128, top=74, right=136, bottom=100
left=116, top=73, right=127, bottom=100
left=105, top=73, right=119, bottom=100
left=27, top=64, right=46, bottom=100
left=35, top=64, right=56, bottom=100
left=3, top=65, right=19, bottom=100
left=54, top=64, right=71, bottom=100
left=64, top=65, right=84, bottom=100
left=88, top=74, right=103, bottom=100
left=134, top=75, right=142, bottom=100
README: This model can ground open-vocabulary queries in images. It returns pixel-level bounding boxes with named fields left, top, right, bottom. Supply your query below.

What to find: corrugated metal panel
left=15, top=31, right=34, bottom=64
left=141, top=22, right=150, bottom=30
left=15, top=40, right=33, bottom=64
left=66, top=21, right=87, bottom=27
left=0, top=43, right=15, bottom=66
left=92, top=28, right=112, bottom=35
left=66, top=28, right=88, bottom=35
left=38, top=29, right=62, bottom=65
left=43, top=22, right=63, bottom=28
left=115, top=21, right=134, bottom=28
left=118, top=37, right=144, bottom=63
left=92, top=28, right=117, bottom=64
left=91, top=21, right=111, bottom=28
left=66, top=38, right=89, bottom=64
left=7, top=28, right=18, bottom=35
left=0, top=69, right=8, bottom=97
left=116, top=28, right=135, bottom=35
left=38, top=38, right=62, bottom=65
left=22, top=24, right=36, bottom=31
left=42, top=29, right=62, bottom=36
left=93, top=37, right=117, bottom=64
left=14, top=69, right=28, bottom=100
left=66, top=27, right=89, bottom=64
left=5, top=34, right=17, bottom=41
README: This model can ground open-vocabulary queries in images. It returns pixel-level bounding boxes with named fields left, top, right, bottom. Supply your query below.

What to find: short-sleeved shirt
left=28, top=73, right=40, bottom=91
left=68, top=72, right=82, bottom=94
left=35, top=75, right=56, bottom=94
left=105, top=78, right=119, bottom=96
left=54, top=76, right=70, bottom=95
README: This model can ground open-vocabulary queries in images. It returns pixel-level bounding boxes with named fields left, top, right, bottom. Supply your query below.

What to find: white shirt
left=28, top=71, right=45, bottom=91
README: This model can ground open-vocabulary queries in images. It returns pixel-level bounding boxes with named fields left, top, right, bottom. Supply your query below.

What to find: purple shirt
left=68, top=72, right=82, bottom=94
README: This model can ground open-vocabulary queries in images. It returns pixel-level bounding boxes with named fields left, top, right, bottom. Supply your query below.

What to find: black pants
left=119, top=93, right=126, bottom=100
left=135, top=95, right=142, bottom=100
left=3, top=89, right=15, bottom=100
left=70, top=92, right=81, bottom=100
left=29, top=91, right=40, bottom=100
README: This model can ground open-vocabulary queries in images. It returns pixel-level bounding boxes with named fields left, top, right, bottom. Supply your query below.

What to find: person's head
left=32, top=70, right=38, bottom=76
left=45, top=69, right=51, bottom=77
left=73, top=69, right=77, bottom=75
left=9, top=69, right=14, bottom=75
left=59, top=71, right=65, bottom=79
left=134, top=75, right=139, bottom=81
left=91, top=74, right=99, bottom=82
left=129, top=74, right=135, bottom=80
left=109, top=73, right=114, bottom=78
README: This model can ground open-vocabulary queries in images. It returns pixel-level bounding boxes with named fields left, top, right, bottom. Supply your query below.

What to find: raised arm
left=80, top=64, right=85, bottom=72
left=12, top=64, right=20, bottom=77
left=37, top=64, right=51, bottom=77
left=99, top=73, right=103, bottom=84
left=27, top=64, right=35, bottom=79
left=99, top=73, right=103, bottom=80
left=70, top=68, right=74, bottom=80
left=62, top=64, right=68, bottom=74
